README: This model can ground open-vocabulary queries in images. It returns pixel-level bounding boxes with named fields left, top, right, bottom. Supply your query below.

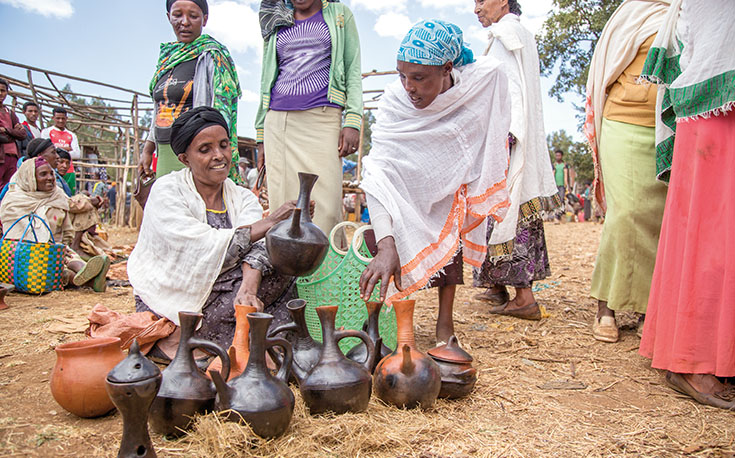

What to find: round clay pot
left=51, top=337, right=125, bottom=418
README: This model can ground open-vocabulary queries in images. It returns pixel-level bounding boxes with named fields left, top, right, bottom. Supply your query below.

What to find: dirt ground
left=0, top=223, right=733, bottom=457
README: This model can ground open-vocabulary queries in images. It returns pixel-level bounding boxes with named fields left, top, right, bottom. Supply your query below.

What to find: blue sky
left=0, top=0, right=581, bottom=140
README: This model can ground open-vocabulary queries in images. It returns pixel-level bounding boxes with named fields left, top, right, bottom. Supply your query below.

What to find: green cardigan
left=255, top=0, right=363, bottom=142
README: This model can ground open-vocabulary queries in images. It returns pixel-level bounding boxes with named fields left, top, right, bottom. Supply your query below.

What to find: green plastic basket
left=297, top=223, right=397, bottom=354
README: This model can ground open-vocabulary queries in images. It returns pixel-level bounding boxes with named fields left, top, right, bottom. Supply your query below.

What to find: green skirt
left=590, top=118, right=667, bottom=313
left=155, top=143, right=186, bottom=178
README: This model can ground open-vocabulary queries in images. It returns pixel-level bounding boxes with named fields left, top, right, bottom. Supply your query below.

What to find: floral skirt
left=473, top=215, right=550, bottom=289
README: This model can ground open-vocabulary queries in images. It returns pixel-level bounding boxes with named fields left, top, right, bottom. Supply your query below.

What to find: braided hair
left=509, top=0, right=522, bottom=16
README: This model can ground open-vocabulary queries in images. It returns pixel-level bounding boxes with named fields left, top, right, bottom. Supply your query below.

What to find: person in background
left=56, top=149, right=76, bottom=195
left=0, top=79, right=27, bottom=190
left=139, top=0, right=242, bottom=182
left=108, top=182, right=117, bottom=217
left=42, top=107, right=81, bottom=161
left=553, top=150, right=568, bottom=204
left=639, top=0, right=735, bottom=410
left=585, top=0, right=669, bottom=343
left=238, top=158, right=258, bottom=190
left=257, top=0, right=363, bottom=244
left=18, top=102, right=42, bottom=158
left=360, top=20, right=510, bottom=344
left=471, top=0, right=561, bottom=320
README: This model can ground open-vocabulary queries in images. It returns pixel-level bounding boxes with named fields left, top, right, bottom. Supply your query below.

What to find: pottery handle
left=188, top=338, right=231, bottom=381
left=267, top=322, right=299, bottom=339
left=265, top=337, right=293, bottom=384
left=336, top=329, right=375, bottom=372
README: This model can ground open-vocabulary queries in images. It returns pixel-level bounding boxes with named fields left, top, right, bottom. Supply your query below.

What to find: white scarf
left=361, top=56, right=511, bottom=303
left=127, top=169, right=262, bottom=326
left=484, top=14, right=559, bottom=252
left=583, top=0, right=671, bottom=208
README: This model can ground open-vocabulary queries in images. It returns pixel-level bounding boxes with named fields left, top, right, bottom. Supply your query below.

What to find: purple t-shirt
left=269, top=10, right=340, bottom=112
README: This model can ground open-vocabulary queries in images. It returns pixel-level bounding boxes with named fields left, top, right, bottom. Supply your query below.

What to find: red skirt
left=639, top=110, right=735, bottom=376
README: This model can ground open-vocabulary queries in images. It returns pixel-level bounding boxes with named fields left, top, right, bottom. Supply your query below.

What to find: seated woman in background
left=127, top=107, right=301, bottom=360
left=0, top=157, right=110, bottom=291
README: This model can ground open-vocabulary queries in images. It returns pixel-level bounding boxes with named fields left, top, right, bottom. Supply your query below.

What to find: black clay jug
left=265, top=172, right=329, bottom=276
left=346, top=301, right=393, bottom=373
left=268, top=299, right=323, bottom=384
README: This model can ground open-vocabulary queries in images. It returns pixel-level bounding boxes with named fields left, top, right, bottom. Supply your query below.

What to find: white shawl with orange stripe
left=361, top=56, right=511, bottom=303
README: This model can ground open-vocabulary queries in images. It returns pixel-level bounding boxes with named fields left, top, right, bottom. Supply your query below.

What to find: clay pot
left=51, top=337, right=124, bottom=418
left=374, top=300, right=441, bottom=409
left=106, top=340, right=162, bottom=458
left=427, top=336, right=477, bottom=399
left=267, top=299, right=323, bottom=384
left=346, top=301, right=392, bottom=373
left=300, top=306, right=375, bottom=415
left=265, top=172, right=328, bottom=277
left=0, top=286, right=8, bottom=310
left=208, top=304, right=256, bottom=381
left=149, top=312, right=230, bottom=437
left=210, top=312, right=295, bottom=438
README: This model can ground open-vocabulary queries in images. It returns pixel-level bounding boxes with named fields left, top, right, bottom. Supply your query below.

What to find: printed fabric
left=397, top=19, right=474, bottom=67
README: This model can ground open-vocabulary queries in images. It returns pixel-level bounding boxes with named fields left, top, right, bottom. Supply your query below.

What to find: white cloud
left=374, top=12, right=415, bottom=40
left=0, top=0, right=73, bottom=18
left=348, top=0, right=406, bottom=13
left=241, top=89, right=259, bottom=103
left=468, top=24, right=489, bottom=44
left=417, top=0, right=466, bottom=9
left=206, top=0, right=262, bottom=54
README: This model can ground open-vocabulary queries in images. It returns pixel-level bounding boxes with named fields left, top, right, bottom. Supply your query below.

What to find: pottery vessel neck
left=393, top=300, right=416, bottom=348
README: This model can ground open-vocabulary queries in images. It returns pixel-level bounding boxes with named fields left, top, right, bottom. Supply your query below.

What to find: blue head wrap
left=397, top=20, right=475, bottom=67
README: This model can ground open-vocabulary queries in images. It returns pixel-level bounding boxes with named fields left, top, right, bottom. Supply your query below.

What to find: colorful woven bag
left=0, top=213, right=65, bottom=294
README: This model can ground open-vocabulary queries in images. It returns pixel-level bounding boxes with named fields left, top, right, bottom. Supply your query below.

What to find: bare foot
left=597, top=300, right=615, bottom=319
left=684, top=373, right=727, bottom=395
left=504, top=287, right=536, bottom=311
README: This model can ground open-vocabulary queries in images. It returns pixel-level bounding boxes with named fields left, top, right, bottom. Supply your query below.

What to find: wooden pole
left=130, top=95, right=142, bottom=229
left=121, top=127, right=132, bottom=227
left=26, top=70, right=44, bottom=128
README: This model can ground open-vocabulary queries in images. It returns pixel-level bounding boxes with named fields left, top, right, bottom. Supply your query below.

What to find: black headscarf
left=166, top=0, right=208, bottom=15
left=26, top=138, right=54, bottom=158
left=170, top=107, right=230, bottom=156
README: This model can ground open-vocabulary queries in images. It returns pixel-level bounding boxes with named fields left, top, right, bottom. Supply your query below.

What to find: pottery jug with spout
left=210, top=312, right=295, bottom=438
left=374, top=300, right=441, bottom=409
left=300, top=306, right=375, bottom=415
left=208, top=304, right=256, bottom=381
left=346, top=301, right=392, bottom=373
left=106, top=340, right=162, bottom=458
left=149, top=312, right=230, bottom=437
left=265, top=172, right=328, bottom=277
left=427, top=335, right=477, bottom=399
left=267, top=299, right=323, bottom=384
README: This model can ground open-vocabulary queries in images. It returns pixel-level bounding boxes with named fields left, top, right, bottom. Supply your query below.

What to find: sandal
left=72, top=255, right=106, bottom=286
left=488, top=302, right=542, bottom=321
left=592, top=315, right=619, bottom=343
left=666, top=372, right=735, bottom=410
left=92, top=256, right=111, bottom=293
left=474, top=287, right=510, bottom=306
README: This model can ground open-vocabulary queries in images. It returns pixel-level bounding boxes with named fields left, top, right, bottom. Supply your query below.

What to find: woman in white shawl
left=127, top=107, right=300, bottom=359
left=471, top=0, right=561, bottom=321
left=360, top=20, right=510, bottom=344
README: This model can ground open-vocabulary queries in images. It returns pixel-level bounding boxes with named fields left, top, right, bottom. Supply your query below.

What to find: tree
left=537, top=0, right=622, bottom=104
left=345, top=110, right=375, bottom=163
left=547, top=129, right=594, bottom=187
left=62, top=84, right=121, bottom=160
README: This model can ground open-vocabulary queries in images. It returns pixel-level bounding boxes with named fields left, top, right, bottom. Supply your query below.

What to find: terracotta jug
left=106, top=340, right=162, bottom=458
left=210, top=312, right=295, bottom=439
left=149, top=312, right=230, bottom=437
left=265, top=172, right=329, bottom=277
left=208, top=304, right=256, bottom=381
left=300, top=306, right=375, bottom=415
left=346, top=301, right=392, bottom=373
left=427, top=336, right=477, bottom=399
left=51, top=336, right=124, bottom=418
left=374, top=300, right=441, bottom=409
left=267, top=299, right=323, bottom=384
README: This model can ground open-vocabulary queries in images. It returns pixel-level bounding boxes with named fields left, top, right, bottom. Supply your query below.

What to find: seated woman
left=127, top=106, right=299, bottom=359
left=359, top=20, right=511, bottom=344
left=0, top=157, right=110, bottom=291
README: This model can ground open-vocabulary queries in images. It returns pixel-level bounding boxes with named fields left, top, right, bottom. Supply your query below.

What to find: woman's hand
left=338, top=127, right=360, bottom=158
left=235, top=289, right=264, bottom=312
left=236, top=263, right=264, bottom=311
left=138, top=141, right=156, bottom=178
left=256, top=142, right=265, bottom=171
left=359, top=237, right=403, bottom=302
left=248, top=200, right=315, bottom=241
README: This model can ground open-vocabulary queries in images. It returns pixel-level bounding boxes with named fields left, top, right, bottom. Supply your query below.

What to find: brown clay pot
left=208, top=304, right=256, bottom=381
left=346, top=301, right=392, bottom=373
left=106, top=340, right=162, bottom=458
left=210, top=312, right=295, bottom=438
left=265, top=172, right=329, bottom=277
left=299, top=306, right=375, bottom=415
left=427, top=335, right=478, bottom=399
left=267, top=299, right=323, bottom=385
left=51, top=337, right=125, bottom=418
left=374, top=300, right=441, bottom=409
left=149, top=312, right=230, bottom=437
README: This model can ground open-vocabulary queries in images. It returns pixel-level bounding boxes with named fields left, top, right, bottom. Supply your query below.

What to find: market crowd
left=1, top=0, right=733, bottom=410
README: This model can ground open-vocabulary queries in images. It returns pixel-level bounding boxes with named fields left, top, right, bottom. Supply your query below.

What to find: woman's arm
left=337, top=7, right=363, bottom=157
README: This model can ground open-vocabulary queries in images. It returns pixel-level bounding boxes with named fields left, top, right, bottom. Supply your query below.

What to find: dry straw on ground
left=0, top=224, right=734, bottom=457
